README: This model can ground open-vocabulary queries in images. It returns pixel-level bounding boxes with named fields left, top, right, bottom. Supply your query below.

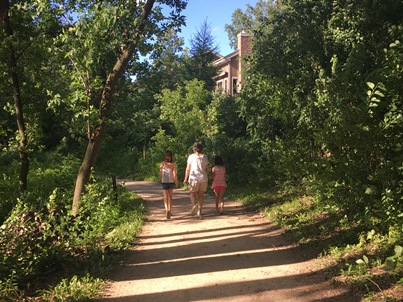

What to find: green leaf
left=363, top=255, right=369, bottom=264
left=385, top=258, right=396, bottom=270
left=366, top=82, right=375, bottom=90
left=365, top=186, right=376, bottom=194
left=356, top=259, right=366, bottom=266
left=374, top=90, right=384, bottom=97
left=394, top=245, right=403, bottom=257
left=367, top=229, right=376, bottom=240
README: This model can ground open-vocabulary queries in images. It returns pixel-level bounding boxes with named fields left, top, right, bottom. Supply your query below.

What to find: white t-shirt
left=187, top=153, right=209, bottom=182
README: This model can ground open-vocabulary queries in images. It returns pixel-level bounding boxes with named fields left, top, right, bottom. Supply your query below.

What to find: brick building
left=213, top=30, right=252, bottom=95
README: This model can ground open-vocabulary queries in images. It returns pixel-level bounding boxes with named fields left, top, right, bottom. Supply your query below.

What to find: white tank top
left=161, top=163, right=175, bottom=183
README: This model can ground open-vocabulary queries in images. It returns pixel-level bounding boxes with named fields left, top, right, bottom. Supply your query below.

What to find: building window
left=224, top=79, right=228, bottom=93
left=216, top=81, right=223, bottom=93
left=232, top=78, right=238, bottom=94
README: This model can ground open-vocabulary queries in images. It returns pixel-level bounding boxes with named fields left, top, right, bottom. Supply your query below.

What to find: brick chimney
left=237, top=30, right=252, bottom=89
left=237, top=30, right=252, bottom=57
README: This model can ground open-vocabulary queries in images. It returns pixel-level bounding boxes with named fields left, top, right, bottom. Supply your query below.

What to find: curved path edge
left=97, top=180, right=359, bottom=302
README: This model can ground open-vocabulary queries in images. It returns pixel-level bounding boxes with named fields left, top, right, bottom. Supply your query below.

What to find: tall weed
left=0, top=176, right=145, bottom=300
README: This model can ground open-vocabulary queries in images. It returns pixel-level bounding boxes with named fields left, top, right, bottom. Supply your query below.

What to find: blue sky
left=178, top=0, right=260, bottom=56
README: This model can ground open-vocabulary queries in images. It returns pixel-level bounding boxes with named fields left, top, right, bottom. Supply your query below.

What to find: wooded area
left=0, top=0, right=402, bottom=300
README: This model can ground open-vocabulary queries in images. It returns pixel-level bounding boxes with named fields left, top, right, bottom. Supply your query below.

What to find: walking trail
left=97, top=181, right=360, bottom=302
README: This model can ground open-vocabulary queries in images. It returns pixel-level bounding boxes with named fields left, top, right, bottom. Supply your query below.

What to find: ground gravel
left=96, top=181, right=361, bottom=302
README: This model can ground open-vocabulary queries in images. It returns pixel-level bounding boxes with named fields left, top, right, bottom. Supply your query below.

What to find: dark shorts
left=162, top=182, right=175, bottom=190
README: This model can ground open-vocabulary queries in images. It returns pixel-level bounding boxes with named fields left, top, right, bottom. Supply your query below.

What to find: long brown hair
left=164, top=150, right=173, bottom=162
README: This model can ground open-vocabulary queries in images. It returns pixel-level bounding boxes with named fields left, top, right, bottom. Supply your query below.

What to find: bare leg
left=190, top=192, right=198, bottom=215
left=197, top=190, right=204, bottom=216
left=219, top=192, right=224, bottom=214
left=163, top=190, right=170, bottom=218
left=167, top=189, right=173, bottom=214
left=214, top=191, right=219, bottom=212
left=190, top=192, right=197, bottom=205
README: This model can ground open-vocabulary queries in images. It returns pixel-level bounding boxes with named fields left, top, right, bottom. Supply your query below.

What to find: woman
left=183, top=142, right=210, bottom=219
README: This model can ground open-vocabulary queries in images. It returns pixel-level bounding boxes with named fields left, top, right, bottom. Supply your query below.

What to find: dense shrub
left=0, top=177, right=146, bottom=300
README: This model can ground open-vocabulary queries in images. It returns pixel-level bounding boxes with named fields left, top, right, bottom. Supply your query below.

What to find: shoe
left=191, top=205, right=198, bottom=216
left=166, top=211, right=171, bottom=219
left=197, top=210, right=203, bottom=220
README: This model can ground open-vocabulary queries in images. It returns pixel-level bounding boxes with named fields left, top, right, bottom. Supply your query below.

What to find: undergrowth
left=0, top=179, right=146, bottom=301
left=234, top=188, right=403, bottom=302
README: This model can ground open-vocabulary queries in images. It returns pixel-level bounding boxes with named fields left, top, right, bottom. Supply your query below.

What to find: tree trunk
left=71, top=0, right=156, bottom=216
left=0, top=0, right=8, bottom=23
left=143, top=134, right=147, bottom=160
left=111, top=175, right=118, bottom=202
left=2, top=1, right=29, bottom=193
left=72, top=132, right=104, bottom=215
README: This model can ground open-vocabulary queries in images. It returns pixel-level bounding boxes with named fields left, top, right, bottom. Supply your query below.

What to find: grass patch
left=40, top=274, right=104, bottom=302
left=232, top=188, right=403, bottom=302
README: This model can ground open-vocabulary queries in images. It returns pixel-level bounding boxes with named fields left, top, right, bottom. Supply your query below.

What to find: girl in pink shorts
left=210, top=156, right=227, bottom=214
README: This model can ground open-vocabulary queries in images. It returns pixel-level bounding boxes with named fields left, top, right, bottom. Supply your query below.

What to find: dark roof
left=213, top=49, right=239, bottom=67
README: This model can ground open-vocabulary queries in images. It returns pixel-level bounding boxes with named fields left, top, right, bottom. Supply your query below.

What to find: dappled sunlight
left=128, top=246, right=297, bottom=268
left=98, top=181, right=358, bottom=302
left=100, top=271, right=355, bottom=302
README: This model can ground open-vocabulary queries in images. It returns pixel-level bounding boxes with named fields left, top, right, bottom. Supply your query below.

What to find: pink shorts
left=212, top=186, right=226, bottom=193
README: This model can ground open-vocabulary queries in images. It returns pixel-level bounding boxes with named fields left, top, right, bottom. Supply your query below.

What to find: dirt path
left=97, top=181, right=360, bottom=302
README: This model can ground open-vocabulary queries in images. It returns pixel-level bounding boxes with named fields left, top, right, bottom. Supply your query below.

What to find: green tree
left=1, top=1, right=29, bottom=193
left=157, top=78, right=211, bottom=145
left=122, top=28, right=189, bottom=163
left=240, top=0, right=332, bottom=187
left=0, top=0, right=65, bottom=193
left=51, top=0, right=187, bottom=215
left=148, top=78, right=212, bottom=178
left=149, top=28, right=187, bottom=89
left=185, top=19, right=219, bottom=90
left=206, top=93, right=251, bottom=184
left=309, top=0, right=403, bottom=221
left=242, top=0, right=403, bottom=226
left=225, top=0, right=278, bottom=50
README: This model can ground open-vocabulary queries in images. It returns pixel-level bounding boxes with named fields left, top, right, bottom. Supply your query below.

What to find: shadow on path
left=97, top=181, right=360, bottom=302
